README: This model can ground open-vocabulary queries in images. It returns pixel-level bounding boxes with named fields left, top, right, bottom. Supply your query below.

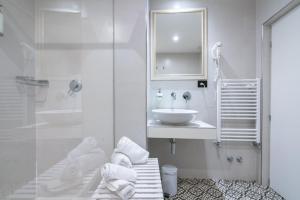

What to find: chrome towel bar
left=16, top=76, right=49, bottom=87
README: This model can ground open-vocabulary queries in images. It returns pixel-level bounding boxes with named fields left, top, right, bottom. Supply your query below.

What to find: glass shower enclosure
left=0, top=0, right=115, bottom=199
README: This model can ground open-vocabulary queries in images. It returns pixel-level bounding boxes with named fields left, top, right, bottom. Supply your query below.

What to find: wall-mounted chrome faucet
left=171, top=92, right=176, bottom=100
left=68, top=80, right=82, bottom=96
left=182, top=91, right=191, bottom=103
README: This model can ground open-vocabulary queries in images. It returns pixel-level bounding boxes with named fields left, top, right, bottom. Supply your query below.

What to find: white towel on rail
left=115, top=137, right=149, bottom=164
left=111, top=151, right=132, bottom=168
left=101, top=163, right=137, bottom=183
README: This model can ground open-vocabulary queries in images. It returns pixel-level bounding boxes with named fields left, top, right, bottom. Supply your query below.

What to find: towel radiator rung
left=221, top=93, right=257, bottom=96
left=222, top=107, right=256, bottom=110
left=222, top=110, right=257, bottom=113
left=222, top=98, right=257, bottom=103
left=222, top=89, right=257, bottom=92
left=221, top=132, right=257, bottom=135
left=222, top=128, right=257, bottom=132
left=221, top=135, right=257, bottom=139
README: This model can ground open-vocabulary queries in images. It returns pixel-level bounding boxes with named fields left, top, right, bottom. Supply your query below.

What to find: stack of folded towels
left=100, top=136, right=149, bottom=200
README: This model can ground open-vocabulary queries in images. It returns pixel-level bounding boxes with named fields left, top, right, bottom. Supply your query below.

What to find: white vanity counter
left=147, top=120, right=217, bottom=140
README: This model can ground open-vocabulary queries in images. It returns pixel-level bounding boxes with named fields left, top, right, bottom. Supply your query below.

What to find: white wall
left=114, top=0, right=147, bottom=148
left=148, top=0, right=260, bottom=181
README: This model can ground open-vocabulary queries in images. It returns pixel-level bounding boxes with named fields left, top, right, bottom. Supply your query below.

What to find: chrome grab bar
left=16, top=76, right=49, bottom=87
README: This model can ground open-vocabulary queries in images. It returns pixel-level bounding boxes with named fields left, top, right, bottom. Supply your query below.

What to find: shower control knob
left=68, top=80, right=82, bottom=95
left=227, top=156, right=234, bottom=162
left=236, top=156, right=243, bottom=163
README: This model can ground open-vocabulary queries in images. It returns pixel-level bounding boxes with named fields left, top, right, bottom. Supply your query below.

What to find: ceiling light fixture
left=173, top=3, right=181, bottom=9
left=172, top=35, right=179, bottom=42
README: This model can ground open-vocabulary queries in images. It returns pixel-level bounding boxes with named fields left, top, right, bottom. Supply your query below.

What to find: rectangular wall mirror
left=151, top=8, right=207, bottom=80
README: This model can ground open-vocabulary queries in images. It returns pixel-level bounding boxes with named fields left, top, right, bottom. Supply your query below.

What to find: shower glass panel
left=1, top=0, right=114, bottom=199
left=35, top=0, right=114, bottom=199
left=0, top=0, right=36, bottom=199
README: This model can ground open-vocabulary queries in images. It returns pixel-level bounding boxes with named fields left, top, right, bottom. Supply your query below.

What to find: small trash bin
left=161, top=165, right=177, bottom=196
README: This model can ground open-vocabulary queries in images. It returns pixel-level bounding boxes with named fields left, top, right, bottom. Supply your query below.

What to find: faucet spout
left=171, top=92, right=176, bottom=100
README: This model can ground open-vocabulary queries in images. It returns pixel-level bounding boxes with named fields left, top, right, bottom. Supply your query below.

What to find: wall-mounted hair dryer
left=211, top=42, right=223, bottom=83
left=211, top=41, right=223, bottom=61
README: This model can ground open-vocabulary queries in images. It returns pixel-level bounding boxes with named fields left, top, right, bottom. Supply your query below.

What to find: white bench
left=8, top=159, right=100, bottom=200
left=92, top=158, right=164, bottom=200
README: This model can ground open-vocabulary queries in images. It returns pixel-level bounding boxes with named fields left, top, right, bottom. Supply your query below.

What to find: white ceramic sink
left=152, top=109, right=198, bottom=125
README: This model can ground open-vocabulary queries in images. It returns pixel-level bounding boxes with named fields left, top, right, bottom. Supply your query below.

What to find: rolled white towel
left=105, top=180, right=135, bottom=200
left=101, top=163, right=137, bottom=183
left=115, top=137, right=149, bottom=164
left=98, top=180, right=135, bottom=200
left=68, top=137, right=98, bottom=159
left=118, top=184, right=135, bottom=200
left=111, top=151, right=132, bottom=168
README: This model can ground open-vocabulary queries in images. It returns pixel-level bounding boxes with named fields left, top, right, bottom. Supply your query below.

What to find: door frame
left=260, top=0, right=300, bottom=185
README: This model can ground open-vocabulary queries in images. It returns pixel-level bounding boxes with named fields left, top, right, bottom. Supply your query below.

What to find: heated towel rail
left=217, top=79, right=261, bottom=144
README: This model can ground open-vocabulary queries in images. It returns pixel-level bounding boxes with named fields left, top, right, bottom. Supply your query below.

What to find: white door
left=270, top=5, right=300, bottom=200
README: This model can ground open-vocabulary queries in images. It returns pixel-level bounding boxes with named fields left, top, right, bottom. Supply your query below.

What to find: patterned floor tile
left=167, top=179, right=284, bottom=200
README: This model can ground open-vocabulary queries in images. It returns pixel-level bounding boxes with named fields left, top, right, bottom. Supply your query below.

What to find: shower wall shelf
left=16, top=76, right=49, bottom=87
left=217, top=78, right=261, bottom=144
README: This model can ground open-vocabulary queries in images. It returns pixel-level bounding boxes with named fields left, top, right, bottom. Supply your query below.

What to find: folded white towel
left=111, top=151, right=132, bottom=168
left=68, top=137, right=98, bottom=159
left=118, top=184, right=135, bottom=200
left=115, top=137, right=149, bottom=164
left=101, top=163, right=137, bottom=183
left=100, top=179, right=135, bottom=200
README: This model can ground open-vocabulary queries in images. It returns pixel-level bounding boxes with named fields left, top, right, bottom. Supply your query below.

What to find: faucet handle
left=182, top=91, right=191, bottom=103
left=171, top=92, right=176, bottom=100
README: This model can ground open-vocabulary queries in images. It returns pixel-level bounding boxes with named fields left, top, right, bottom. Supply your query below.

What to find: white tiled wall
left=114, top=0, right=147, bottom=148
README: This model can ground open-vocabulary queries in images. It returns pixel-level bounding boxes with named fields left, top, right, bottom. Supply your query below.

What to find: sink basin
left=152, top=109, right=198, bottom=125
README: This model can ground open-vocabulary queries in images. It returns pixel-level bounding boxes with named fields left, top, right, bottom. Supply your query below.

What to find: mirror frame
left=151, top=8, right=208, bottom=81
